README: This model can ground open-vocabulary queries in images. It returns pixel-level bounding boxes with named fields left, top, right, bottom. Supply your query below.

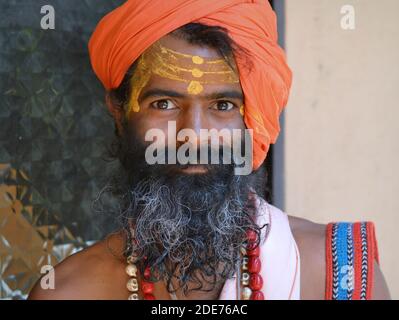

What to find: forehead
left=137, top=34, right=242, bottom=95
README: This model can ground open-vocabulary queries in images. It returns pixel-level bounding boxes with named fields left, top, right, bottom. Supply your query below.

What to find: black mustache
left=140, top=144, right=237, bottom=165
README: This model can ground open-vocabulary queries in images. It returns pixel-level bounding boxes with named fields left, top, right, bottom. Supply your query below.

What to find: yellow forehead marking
left=127, top=55, right=152, bottom=116
left=191, top=68, right=204, bottom=78
left=153, top=43, right=239, bottom=84
left=126, top=42, right=240, bottom=115
left=192, top=56, right=204, bottom=64
left=187, top=81, right=204, bottom=95
left=152, top=51, right=235, bottom=77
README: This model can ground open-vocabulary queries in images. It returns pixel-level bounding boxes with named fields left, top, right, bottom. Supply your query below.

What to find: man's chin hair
left=99, top=133, right=267, bottom=294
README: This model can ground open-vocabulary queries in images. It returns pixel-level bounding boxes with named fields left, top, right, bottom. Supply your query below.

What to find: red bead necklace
left=125, top=228, right=264, bottom=300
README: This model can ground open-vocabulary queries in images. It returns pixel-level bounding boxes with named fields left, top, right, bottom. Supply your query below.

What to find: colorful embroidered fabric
left=325, top=222, right=379, bottom=300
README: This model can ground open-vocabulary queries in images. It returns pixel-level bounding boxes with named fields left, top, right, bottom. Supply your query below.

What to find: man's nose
left=177, top=105, right=208, bottom=144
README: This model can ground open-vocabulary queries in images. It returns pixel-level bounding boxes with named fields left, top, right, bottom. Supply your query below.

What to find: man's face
left=125, top=34, right=246, bottom=173
left=104, top=33, right=262, bottom=293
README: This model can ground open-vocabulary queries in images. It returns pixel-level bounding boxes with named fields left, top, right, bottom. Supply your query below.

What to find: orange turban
left=88, top=0, right=292, bottom=170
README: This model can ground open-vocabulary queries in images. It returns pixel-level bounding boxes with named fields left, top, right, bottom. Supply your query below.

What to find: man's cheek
left=142, top=126, right=168, bottom=165
left=128, top=114, right=162, bottom=138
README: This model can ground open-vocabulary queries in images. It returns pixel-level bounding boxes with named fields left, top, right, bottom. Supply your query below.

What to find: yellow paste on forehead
left=127, top=42, right=239, bottom=116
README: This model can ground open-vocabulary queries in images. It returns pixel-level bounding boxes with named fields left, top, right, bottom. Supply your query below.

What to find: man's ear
left=105, top=92, right=124, bottom=136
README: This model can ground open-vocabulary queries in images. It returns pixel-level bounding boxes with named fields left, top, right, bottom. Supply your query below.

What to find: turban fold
left=88, top=0, right=292, bottom=170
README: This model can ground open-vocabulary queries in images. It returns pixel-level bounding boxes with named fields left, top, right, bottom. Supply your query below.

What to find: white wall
left=284, top=0, right=399, bottom=299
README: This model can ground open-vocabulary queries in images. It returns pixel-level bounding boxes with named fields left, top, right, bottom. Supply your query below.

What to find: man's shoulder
left=28, top=231, right=128, bottom=300
left=287, top=215, right=326, bottom=245
left=287, top=215, right=327, bottom=299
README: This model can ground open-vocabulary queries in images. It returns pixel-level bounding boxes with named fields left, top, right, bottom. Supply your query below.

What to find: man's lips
left=176, top=164, right=209, bottom=174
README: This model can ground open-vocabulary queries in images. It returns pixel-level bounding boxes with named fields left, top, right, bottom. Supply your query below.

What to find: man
left=29, top=0, right=390, bottom=300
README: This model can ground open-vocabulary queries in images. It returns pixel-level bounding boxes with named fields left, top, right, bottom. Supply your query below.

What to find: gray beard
left=96, top=132, right=266, bottom=295
left=98, top=168, right=264, bottom=295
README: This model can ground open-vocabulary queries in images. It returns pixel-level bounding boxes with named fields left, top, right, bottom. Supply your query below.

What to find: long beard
left=97, top=129, right=267, bottom=295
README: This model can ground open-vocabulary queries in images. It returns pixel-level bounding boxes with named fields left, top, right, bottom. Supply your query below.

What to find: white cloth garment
left=218, top=196, right=301, bottom=300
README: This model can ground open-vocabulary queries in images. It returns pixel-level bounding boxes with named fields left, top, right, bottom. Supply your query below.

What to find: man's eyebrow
left=140, top=89, right=185, bottom=101
left=139, top=88, right=243, bottom=101
left=204, top=90, right=243, bottom=101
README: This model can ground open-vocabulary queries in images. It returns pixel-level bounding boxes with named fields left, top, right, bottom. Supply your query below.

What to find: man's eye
left=212, top=101, right=236, bottom=111
left=150, top=100, right=176, bottom=110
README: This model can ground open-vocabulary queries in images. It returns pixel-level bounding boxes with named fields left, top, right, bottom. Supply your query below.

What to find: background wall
left=284, top=0, right=399, bottom=299
left=0, top=0, right=123, bottom=299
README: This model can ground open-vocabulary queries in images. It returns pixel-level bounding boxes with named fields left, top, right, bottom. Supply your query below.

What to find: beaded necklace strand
left=125, top=228, right=264, bottom=300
